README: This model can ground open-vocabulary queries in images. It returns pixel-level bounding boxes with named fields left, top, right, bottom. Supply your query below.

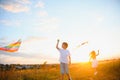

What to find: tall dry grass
left=0, top=59, right=120, bottom=80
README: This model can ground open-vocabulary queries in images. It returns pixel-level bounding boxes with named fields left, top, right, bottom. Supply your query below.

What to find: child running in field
left=89, top=50, right=99, bottom=75
left=56, top=39, right=72, bottom=80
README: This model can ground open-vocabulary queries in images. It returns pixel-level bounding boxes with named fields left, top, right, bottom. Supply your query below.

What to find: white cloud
left=0, top=38, right=8, bottom=46
left=0, top=20, right=21, bottom=26
left=38, top=10, right=48, bottom=17
left=19, top=37, right=47, bottom=53
left=35, top=1, right=45, bottom=8
left=33, top=1, right=59, bottom=33
left=17, top=0, right=31, bottom=4
left=0, top=4, right=29, bottom=13
left=0, top=0, right=30, bottom=13
left=0, top=53, right=58, bottom=64
left=34, top=17, right=60, bottom=33
left=96, top=15, right=104, bottom=22
left=0, top=54, right=42, bottom=64
left=41, top=17, right=59, bottom=24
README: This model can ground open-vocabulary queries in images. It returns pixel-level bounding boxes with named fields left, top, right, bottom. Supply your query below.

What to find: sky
left=0, top=0, right=120, bottom=64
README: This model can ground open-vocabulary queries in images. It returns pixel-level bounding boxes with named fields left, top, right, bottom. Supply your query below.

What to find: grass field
left=0, top=59, right=120, bottom=80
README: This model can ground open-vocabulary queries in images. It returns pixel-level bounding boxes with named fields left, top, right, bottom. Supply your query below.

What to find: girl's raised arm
left=96, top=50, right=99, bottom=56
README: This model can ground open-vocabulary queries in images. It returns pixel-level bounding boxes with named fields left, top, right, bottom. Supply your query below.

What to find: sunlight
left=72, top=55, right=89, bottom=63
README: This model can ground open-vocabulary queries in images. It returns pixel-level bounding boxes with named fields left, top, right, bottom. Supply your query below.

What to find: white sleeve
left=58, top=48, right=62, bottom=53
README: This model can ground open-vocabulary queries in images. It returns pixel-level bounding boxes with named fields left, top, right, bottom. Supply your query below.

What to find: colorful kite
left=0, top=39, right=21, bottom=52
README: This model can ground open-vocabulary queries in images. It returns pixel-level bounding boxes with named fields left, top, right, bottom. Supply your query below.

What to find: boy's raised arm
left=56, top=39, right=60, bottom=50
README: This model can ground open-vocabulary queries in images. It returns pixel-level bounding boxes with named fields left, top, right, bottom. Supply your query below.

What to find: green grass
left=0, top=59, right=120, bottom=80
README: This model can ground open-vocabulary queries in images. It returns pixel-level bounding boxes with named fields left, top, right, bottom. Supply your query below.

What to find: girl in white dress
left=89, top=50, right=99, bottom=75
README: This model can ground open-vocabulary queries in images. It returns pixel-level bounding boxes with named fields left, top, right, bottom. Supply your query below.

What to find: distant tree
left=43, top=61, right=47, bottom=65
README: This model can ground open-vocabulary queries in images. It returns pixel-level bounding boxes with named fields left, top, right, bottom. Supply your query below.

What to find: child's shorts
left=92, top=59, right=98, bottom=68
left=60, top=62, right=69, bottom=74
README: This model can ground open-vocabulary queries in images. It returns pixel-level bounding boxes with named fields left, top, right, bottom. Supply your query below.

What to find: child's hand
left=57, top=39, right=60, bottom=42
left=98, top=50, right=99, bottom=53
left=97, top=50, right=99, bottom=55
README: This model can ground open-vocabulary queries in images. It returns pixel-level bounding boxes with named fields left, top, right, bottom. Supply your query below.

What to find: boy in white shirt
left=56, top=39, right=72, bottom=80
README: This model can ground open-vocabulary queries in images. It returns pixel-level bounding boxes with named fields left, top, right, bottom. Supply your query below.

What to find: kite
left=0, top=39, right=21, bottom=52
left=76, top=41, right=88, bottom=48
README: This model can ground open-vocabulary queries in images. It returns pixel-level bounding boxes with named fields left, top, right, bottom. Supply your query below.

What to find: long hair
left=90, top=50, right=96, bottom=59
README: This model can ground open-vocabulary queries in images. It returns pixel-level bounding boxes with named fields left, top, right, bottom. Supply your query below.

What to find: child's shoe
left=94, top=71, right=97, bottom=75
left=69, top=77, right=72, bottom=80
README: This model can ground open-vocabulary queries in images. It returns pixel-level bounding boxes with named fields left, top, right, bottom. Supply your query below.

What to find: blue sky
left=0, top=0, right=120, bottom=64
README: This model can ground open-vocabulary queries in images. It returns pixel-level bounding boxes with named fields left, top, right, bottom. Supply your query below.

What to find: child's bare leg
left=94, top=68, right=97, bottom=75
left=61, top=74, right=64, bottom=80
left=66, top=73, right=71, bottom=80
